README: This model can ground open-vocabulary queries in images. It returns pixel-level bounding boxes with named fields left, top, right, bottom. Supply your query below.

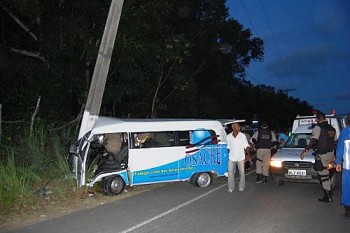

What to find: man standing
left=335, top=117, right=350, bottom=218
left=251, top=122, right=277, bottom=184
left=226, top=121, right=250, bottom=192
left=300, top=112, right=337, bottom=202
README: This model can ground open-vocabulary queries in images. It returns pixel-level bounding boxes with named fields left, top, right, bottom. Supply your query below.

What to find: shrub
left=0, top=122, right=77, bottom=213
left=0, top=149, right=38, bottom=211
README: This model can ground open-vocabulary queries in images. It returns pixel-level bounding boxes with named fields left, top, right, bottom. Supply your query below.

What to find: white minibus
left=69, top=117, right=229, bottom=195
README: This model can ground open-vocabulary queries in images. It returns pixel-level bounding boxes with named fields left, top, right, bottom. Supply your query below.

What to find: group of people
left=300, top=112, right=349, bottom=218
left=226, top=112, right=350, bottom=218
left=226, top=120, right=278, bottom=192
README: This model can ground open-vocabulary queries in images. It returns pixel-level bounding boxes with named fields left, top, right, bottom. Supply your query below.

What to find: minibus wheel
left=104, top=175, right=125, bottom=196
left=196, top=172, right=212, bottom=187
left=190, top=174, right=199, bottom=187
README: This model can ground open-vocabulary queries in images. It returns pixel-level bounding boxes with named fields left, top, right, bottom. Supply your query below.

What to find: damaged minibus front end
left=69, top=130, right=129, bottom=195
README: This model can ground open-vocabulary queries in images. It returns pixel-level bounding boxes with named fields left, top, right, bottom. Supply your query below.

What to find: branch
left=52, top=118, right=78, bottom=131
left=30, top=96, right=41, bottom=136
left=0, top=3, right=38, bottom=41
left=151, top=61, right=164, bottom=117
left=193, top=58, right=207, bottom=77
left=7, top=46, right=45, bottom=62
left=157, top=88, right=177, bottom=110
left=2, top=120, right=25, bottom=124
left=160, top=59, right=177, bottom=87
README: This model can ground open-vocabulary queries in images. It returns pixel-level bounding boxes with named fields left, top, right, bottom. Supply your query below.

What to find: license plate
left=288, top=169, right=306, bottom=176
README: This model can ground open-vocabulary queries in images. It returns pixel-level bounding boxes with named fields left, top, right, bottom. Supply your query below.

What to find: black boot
left=343, top=205, right=350, bottom=218
left=255, top=174, right=262, bottom=183
left=263, top=176, right=268, bottom=184
left=318, top=190, right=333, bottom=202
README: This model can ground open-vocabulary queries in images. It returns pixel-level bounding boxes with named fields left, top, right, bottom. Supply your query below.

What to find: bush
left=0, top=122, right=77, bottom=213
left=0, top=149, right=38, bottom=211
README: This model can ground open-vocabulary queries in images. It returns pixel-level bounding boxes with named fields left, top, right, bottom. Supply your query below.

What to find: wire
left=259, top=0, right=294, bottom=89
left=246, top=71, right=261, bottom=85
left=238, top=0, right=284, bottom=87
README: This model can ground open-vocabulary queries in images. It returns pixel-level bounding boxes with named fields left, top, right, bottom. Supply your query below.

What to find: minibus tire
left=190, top=173, right=200, bottom=187
left=104, top=175, right=125, bottom=196
left=196, top=172, right=212, bottom=188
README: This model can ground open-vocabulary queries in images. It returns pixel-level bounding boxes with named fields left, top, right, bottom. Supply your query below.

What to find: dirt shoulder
left=0, top=183, right=166, bottom=232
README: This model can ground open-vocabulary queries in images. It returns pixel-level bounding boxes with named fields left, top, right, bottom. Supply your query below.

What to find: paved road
left=5, top=170, right=349, bottom=233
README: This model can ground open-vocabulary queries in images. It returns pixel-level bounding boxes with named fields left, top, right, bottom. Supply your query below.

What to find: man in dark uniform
left=300, top=112, right=337, bottom=202
left=251, top=122, right=277, bottom=184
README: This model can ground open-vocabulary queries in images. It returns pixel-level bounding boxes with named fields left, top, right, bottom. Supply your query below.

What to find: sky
left=227, top=0, right=350, bottom=115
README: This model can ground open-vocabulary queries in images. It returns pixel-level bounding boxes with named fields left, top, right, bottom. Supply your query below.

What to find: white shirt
left=226, top=132, right=250, bottom=161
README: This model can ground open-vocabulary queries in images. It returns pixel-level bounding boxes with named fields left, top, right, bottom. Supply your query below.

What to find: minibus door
left=128, top=146, right=183, bottom=185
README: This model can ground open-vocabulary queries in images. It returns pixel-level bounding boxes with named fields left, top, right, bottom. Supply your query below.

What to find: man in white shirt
left=226, top=121, right=250, bottom=192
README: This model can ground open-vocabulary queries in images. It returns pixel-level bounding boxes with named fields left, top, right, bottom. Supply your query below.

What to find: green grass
left=0, top=149, right=38, bottom=211
left=0, top=122, right=78, bottom=213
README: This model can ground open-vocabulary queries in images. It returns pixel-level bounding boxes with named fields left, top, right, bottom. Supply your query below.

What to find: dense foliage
left=0, top=0, right=313, bottom=132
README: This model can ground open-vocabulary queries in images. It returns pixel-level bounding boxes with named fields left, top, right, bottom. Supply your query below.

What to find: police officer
left=300, top=112, right=337, bottom=202
left=336, top=116, right=350, bottom=218
left=251, top=122, right=277, bottom=184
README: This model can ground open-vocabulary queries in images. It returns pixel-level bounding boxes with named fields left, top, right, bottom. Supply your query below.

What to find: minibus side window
left=177, top=130, right=217, bottom=146
left=190, top=129, right=217, bottom=145
left=178, top=131, right=190, bottom=146
left=131, top=132, right=175, bottom=148
left=153, top=132, right=175, bottom=147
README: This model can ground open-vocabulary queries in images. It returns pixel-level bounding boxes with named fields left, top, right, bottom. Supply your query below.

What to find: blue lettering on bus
left=184, top=148, right=222, bottom=166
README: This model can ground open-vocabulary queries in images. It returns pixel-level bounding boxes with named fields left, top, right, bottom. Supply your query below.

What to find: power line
left=239, top=0, right=259, bottom=35
left=246, top=71, right=261, bottom=85
left=259, top=0, right=294, bottom=89
left=238, top=0, right=284, bottom=87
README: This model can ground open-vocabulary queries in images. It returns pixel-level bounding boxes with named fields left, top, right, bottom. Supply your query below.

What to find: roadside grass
left=0, top=123, right=78, bottom=215
left=0, top=149, right=38, bottom=211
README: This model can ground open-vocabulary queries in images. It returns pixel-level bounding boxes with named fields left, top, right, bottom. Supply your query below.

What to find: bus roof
left=90, top=117, right=226, bottom=135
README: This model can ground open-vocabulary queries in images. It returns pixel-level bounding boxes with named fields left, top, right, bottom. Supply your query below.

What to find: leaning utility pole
left=78, top=0, right=124, bottom=138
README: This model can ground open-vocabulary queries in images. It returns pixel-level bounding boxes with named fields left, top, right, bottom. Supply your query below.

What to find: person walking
left=226, top=121, right=250, bottom=192
left=300, top=112, right=337, bottom=202
left=335, top=117, right=350, bottom=218
left=251, top=122, right=277, bottom=184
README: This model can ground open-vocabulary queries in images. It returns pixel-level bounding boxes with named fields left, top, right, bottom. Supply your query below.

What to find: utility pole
left=78, top=0, right=124, bottom=138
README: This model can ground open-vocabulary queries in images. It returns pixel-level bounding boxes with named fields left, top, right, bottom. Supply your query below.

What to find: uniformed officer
left=335, top=116, right=350, bottom=217
left=251, top=122, right=277, bottom=184
left=300, top=112, right=337, bottom=202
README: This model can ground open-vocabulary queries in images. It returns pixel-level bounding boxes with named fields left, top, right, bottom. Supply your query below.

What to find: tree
left=0, top=0, right=313, bottom=131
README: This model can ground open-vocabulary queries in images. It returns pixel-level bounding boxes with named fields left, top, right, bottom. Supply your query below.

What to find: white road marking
left=119, top=169, right=255, bottom=233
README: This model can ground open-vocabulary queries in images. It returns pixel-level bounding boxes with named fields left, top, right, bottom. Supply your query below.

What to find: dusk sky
left=228, top=0, right=350, bottom=115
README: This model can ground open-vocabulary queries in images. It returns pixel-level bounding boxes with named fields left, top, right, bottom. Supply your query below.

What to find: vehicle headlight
left=270, top=160, right=282, bottom=168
